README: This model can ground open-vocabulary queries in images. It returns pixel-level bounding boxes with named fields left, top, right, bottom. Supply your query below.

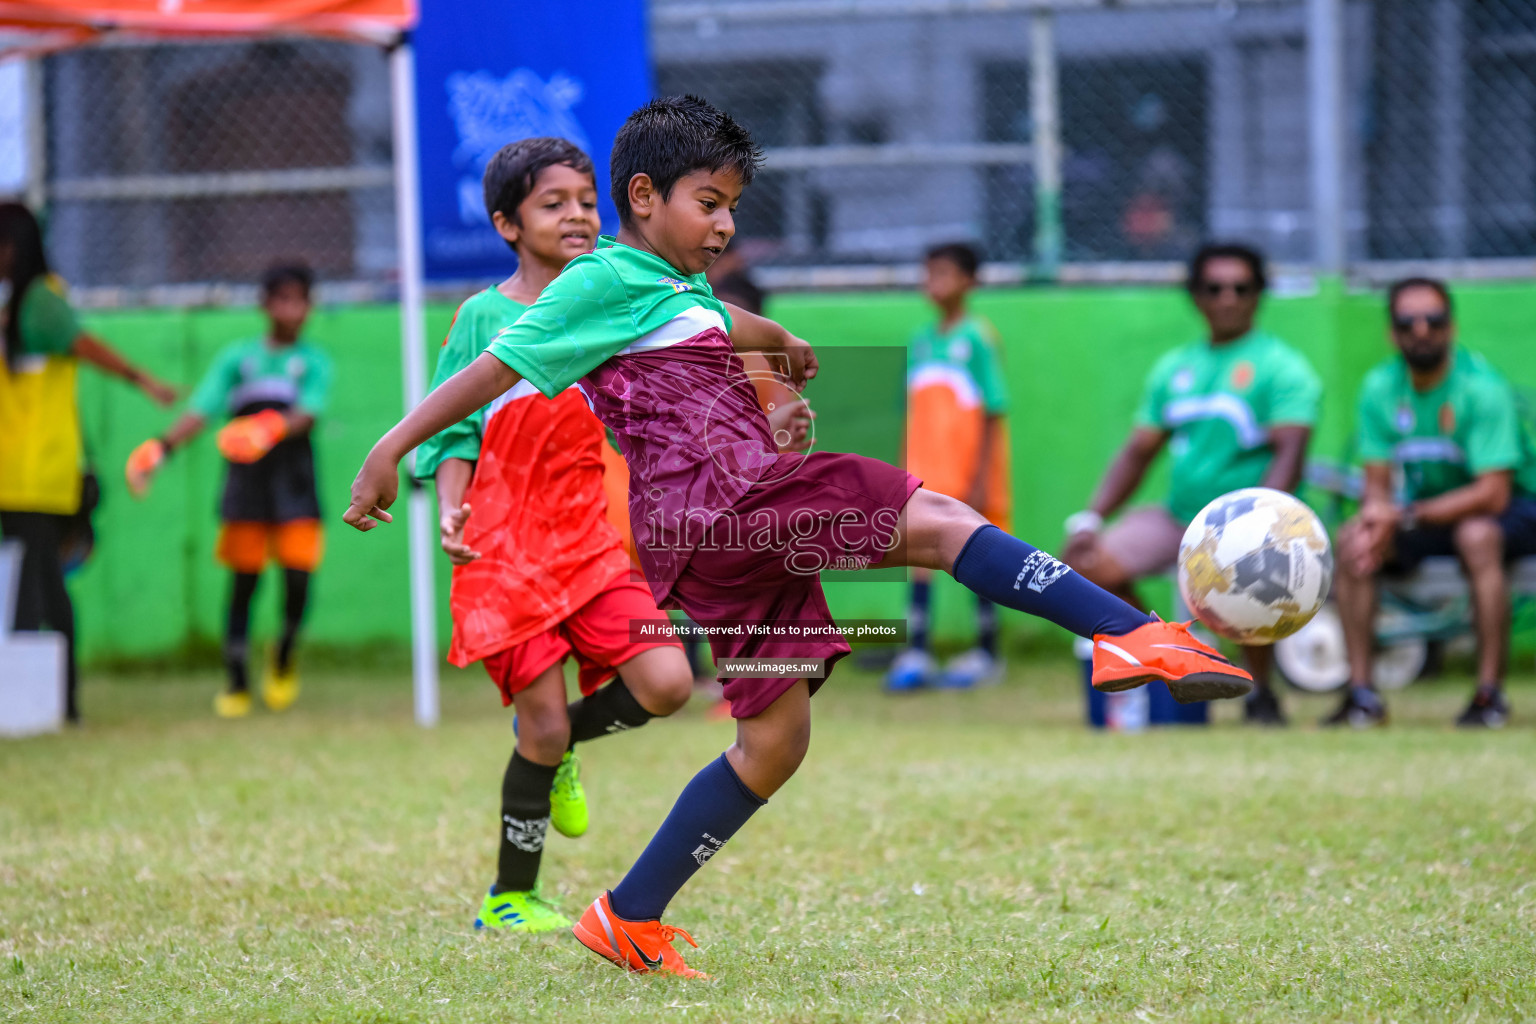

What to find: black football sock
left=566, top=679, right=656, bottom=747
left=224, top=572, right=260, bottom=693
left=976, top=596, right=998, bottom=656
left=608, top=753, right=766, bottom=921
left=908, top=579, right=932, bottom=651
left=277, top=569, right=310, bottom=674
left=494, top=750, right=558, bottom=894
left=951, top=525, right=1150, bottom=638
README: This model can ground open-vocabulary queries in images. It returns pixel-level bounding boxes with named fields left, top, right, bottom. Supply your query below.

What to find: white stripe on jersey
left=485, top=378, right=576, bottom=421
left=616, top=306, right=728, bottom=355
left=907, top=363, right=982, bottom=409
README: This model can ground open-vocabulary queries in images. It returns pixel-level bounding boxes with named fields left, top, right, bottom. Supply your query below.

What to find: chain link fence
left=11, top=0, right=1536, bottom=297
left=34, top=38, right=396, bottom=302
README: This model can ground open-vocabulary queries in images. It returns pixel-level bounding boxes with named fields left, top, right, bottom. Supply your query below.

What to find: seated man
left=1062, top=243, right=1321, bottom=725
left=1333, top=277, right=1536, bottom=729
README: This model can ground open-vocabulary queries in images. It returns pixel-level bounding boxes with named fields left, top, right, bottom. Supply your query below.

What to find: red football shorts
left=480, top=571, right=680, bottom=705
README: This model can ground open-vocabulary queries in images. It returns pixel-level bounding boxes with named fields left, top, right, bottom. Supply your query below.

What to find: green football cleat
left=550, top=750, right=588, bottom=838
left=473, top=887, right=573, bottom=933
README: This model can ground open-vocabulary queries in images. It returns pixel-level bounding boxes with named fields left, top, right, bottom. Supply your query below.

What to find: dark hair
left=482, top=136, right=595, bottom=231
left=261, top=261, right=315, bottom=299
left=1187, top=242, right=1267, bottom=293
left=926, top=242, right=981, bottom=279
left=712, top=270, right=765, bottom=315
left=609, top=95, right=763, bottom=225
left=1387, top=276, right=1453, bottom=318
left=0, top=202, right=50, bottom=362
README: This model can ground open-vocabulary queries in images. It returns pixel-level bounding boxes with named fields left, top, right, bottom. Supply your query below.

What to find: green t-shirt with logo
left=908, top=313, right=1009, bottom=413
left=187, top=338, right=332, bottom=420
left=1135, top=329, right=1322, bottom=524
left=486, top=236, right=732, bottom=395
left=1356, top=348, right=1536, bottom=501
left=415, top=287, right=528, bottom=480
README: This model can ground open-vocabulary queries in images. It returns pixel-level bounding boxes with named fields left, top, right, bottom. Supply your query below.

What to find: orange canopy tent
left=0, top=1, right=413, bottom=52
left=1, top=0, right=445, bottom=725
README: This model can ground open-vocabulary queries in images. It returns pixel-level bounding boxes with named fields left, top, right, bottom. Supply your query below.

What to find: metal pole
left=1430, top=0, right=1465, bottom=259
left=24, top=58, right=47, bottom=212
left=1307, top=0, right=1347, bottom=275
left=388, top=38, right=439, bottom=727
left=1030, top=10, right=1063, bottom=280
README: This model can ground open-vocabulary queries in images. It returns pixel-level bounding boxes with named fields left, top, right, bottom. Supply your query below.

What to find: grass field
left=3, top=660, right=1534, bottom=1023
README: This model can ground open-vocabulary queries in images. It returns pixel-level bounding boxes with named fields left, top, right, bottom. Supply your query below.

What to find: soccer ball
left=1177, top=488, right=1333, bottom=644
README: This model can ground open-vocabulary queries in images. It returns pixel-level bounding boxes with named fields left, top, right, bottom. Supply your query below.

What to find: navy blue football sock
left=975, top=596, right=998, bottom=656
left=952, top=525, right=1150, bottom=638
left=608, top=753, right=766, bottom=921
left=908, top=580, right=932, bottom=651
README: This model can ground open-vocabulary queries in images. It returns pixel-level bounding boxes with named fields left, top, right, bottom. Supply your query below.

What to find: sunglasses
left=1197, top=281, right=1257, bottom=299
left=1391, top=312, right=1450, bottom=332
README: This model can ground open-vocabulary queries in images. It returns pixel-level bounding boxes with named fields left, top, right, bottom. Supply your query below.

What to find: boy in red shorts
left=344, top=97, right=1253, bottom=976
left=415, top=137, right=696, bottom=934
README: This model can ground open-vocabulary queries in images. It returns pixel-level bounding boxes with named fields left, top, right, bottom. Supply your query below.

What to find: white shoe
left=939, top=648, right=1003, bottom=689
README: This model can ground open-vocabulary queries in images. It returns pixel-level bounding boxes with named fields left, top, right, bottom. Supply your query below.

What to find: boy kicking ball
left=416, top=137, right=697, bottom=934
left=344, top=96, right=1253, bottom=977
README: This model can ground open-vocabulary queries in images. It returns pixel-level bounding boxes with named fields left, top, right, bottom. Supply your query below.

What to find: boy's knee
left=515, top=685, right=572, bottom=755
left=748, top=717, right=810, bottom=775
left=520, top=703, right=571, bottom=744
left=1454, top=516, right=1504, bottom=564
left=622, top=647, right=694, bottom=716
left=647, top=672, right=693, bottom=716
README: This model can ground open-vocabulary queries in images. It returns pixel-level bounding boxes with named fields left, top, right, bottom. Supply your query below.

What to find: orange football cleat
left=1091, top=617, right=1253, bottom=704
left=216, top=409, right=288, bottom=464
left=572, top=891, right=708, bottom=978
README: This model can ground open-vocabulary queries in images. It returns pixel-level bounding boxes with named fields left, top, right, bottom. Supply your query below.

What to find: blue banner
left=412, top=0, right=651, bottom=281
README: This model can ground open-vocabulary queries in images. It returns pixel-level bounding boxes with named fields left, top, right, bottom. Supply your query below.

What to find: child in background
left=888, top=243, right=1012, bottom=691
left=127, top=263, right=330, bottom=718
left=415, top=137, right=695, bottom=934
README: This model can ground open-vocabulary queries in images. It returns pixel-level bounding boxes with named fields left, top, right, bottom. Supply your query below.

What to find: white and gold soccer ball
left=1177, top=487, right=1333, bottom=644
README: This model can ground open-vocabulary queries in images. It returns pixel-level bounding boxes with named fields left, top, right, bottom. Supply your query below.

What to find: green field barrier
left=69, top=280, right=1536, bottom=664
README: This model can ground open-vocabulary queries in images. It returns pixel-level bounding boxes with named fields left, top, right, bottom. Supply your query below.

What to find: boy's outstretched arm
left=724, top=302, right=818, bottom=391
left=343, top=352, right=521, bottom=531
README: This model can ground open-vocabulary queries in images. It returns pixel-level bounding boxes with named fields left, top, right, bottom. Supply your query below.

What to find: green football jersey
left=486, top=235, right=732, bottom=396
left=415, top=287, right=528, bottom=480
left=908, top=313, right=1009, bottom=414
left=1356, top=348, right=1536, bottom=501
left=188, top=338, right=332, bottom=420
left=1135, top=329, right=1322, bottom=524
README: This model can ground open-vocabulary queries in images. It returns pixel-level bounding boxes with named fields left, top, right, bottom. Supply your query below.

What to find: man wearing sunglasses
left=1063, top=243, right=1321, bottom=726
left=1332, top=277, right=1536, bottom=728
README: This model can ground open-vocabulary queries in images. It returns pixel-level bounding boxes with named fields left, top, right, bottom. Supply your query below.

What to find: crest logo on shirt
left=1395, top=404, right=1415, bottom=433
left=1439, top=402, right=1456, bottom=435
left=947, top=338, right=972, bottom=362
left=657, top=276, right=694, bottom=294
left=1230, top=361, right=1255, bottom=391
left=1171, top=368, right=1195, bottom=393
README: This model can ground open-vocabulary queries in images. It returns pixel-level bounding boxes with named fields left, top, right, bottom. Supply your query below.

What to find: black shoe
left=1244, top=687, right=1287, bottom=726
left=1320, top=686, right=1387, bottom=728
left=1456, top=690, right=1510, bottom=728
